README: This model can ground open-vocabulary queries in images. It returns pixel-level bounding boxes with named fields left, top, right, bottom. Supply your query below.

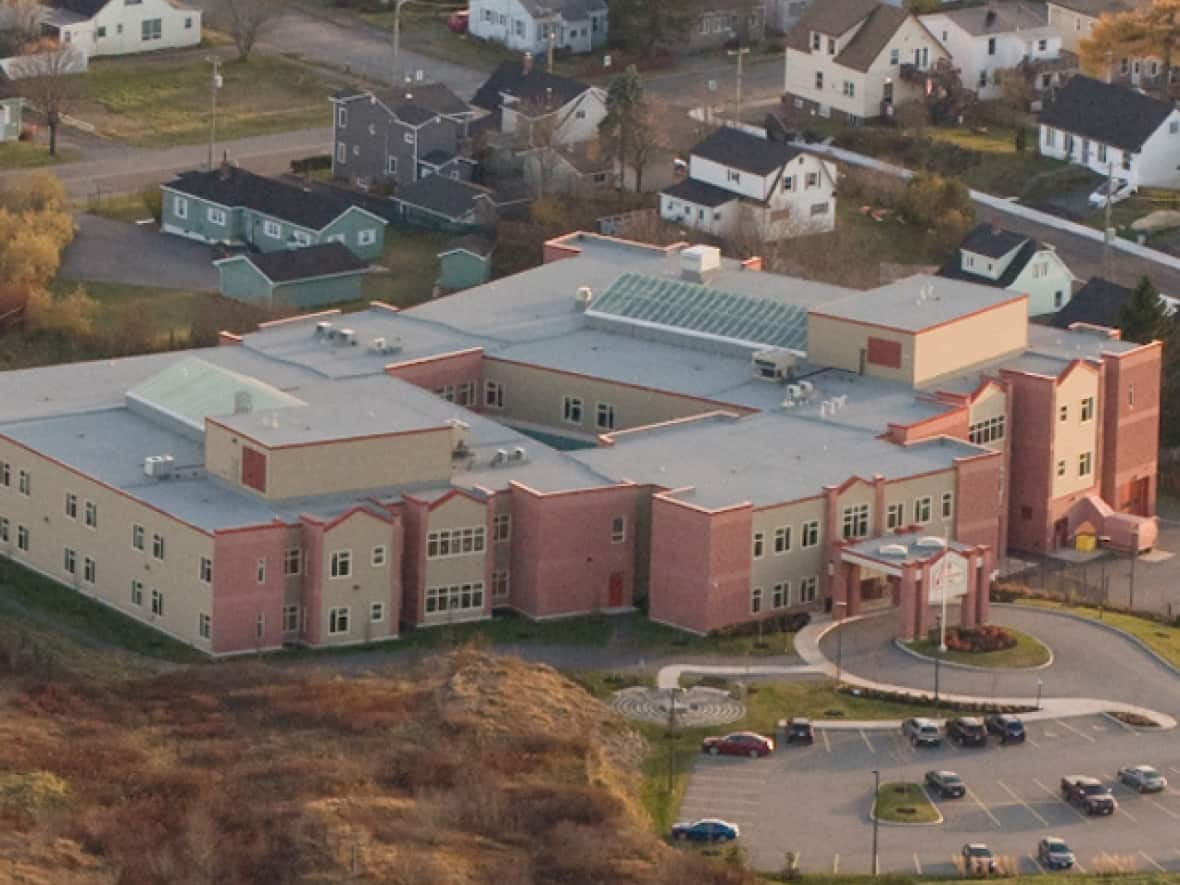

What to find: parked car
left=925, top=770, right=967, bottom=799
left=447, top=10, right=469, bottom=33
left=784, top=718, right=814, bottom=745
left=1088, top=178, right=1136, bottom=209
left=671, top=818, right=739, bottom=842
left=946, top=717, right=987, bottom=747
left=1037, top=836, right=1076, bottom=870
left=960, top=843, right=996, bottom=875
left=701, top=732, right=774, bottom=758
left=1060, top=775, right=1118, bottom=815
left=902, top=717, right=942, bottom=747
left=985, top=713, right=1026, bottom=744
left=1117, top=764, right=1167, bottom=793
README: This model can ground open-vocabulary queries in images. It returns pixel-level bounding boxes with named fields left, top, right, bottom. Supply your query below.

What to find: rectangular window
left=371, top=545, right=387, bottom=567
left=752, top=531, right=765, bottom=558
left=185, top=16, right=192, bottom=28
left=596, top=402, right=616, bottom=431
left=256, top=558, right=266, bottom=584
left=199, top=556, right=212, bottom=583
left=801, top=520, right=820, bottom=548
left=337, top=142, right=347, bottom=164
left=815, top=71, right=823, bottom=90
left=174, top=196, right=188, bottom=219
left=941, top=492, right=953, bottom=519
left=750, top=586, right=763, bottom=614
left=337, top=107, right=347, bottom=128
left=358, top=229, right=377, bottom=247
left=562, top=395, right=583, bottom=424
left=1079, top=451, right=1093, bottom=476
left=283, top=547, right=301, bottom=576
left=828, top=37, right=835, bottom=54
left=485, top=380, right=504, bottom=409
left=370, top=602, right=385, bottom=622
left=800, top=576, right=818, bottom=602
left=329, top=606, right=351, bottom=635
left=282, top=605, right=299, bottom=632
left=16, top=525, right=28, bottom=552
left=141, top=18, right=162, bottom=40
left=886, top=502, right=904, bottom=530
left=426, top=527, right=486, bottom=558
left=0, top=461, right=8, bottom=487
left=611, top=517, right=626, bottom=544
left=1098, top=143, right=1107, bottom=163
left=424, top=582, right=485, bottom=614
left=889, top=48, right=899, bottom=65
left=330, top=550, right=352, bottom=578
left=1045, top=127, right=1057, bottom=148
left=773, top=526, right=791, bottom=554
left=199, top=613, right=211, bottom=639
left=150, top=589, right=164, bottom=616
left=131, top=580, right=143, bottom=607
left=978, top=69, right=988, bottom=88
left=987, top=36, right=996, bottom=55
left=63, top=547, right=76, bottom=575
left=65, top=493, right=77, bottom=520
left=810, top=202, right=830, bottom=216
left=782, top=175, right=794, bottom=192
left=492, top=570, right=510, bottom=600
left=97, top=25, right=106, bottom=37
left=263, top=219, right=282, bottom=239
left=1129, top=382, right=1136, bottom=406
left=131, top=524, right=144, bottom=551
left=772, top=582, right=789, bottom=609
left=805, top=172, right=819, bottom=189
left=1056, top=459, right=1066, bottom=477
left=84, top=500, right=97, bottom=529
left=841, top=504, right=870, bottom=539
left=83, top=556, right=95, bottom=584
left=152, top=533, right=165, bottom=561
left=17, top=470, right=29, bottom=496
left=494, top=513, right=511, bottom=542
left=1059, top=404, right=1068, bottom=422
left=1081, top=396, right=1094, bottom=421
left=0, top=517, right=7, bottom=542
left=207, top=207, right=227, bottom=226
left=968, top=415, right=1006, bottom=445
left=842, top=80, right=855, bottom=97
left=255, top=613, right=265, bottom=640
left=914, top=496, right=932, bottom=525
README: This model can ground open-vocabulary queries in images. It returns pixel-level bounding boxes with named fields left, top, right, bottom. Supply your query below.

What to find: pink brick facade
left=212, top=523, right=289, bottom=655
left=385, top=349, right=486, bottom=397
left=1101, top=343, right=1161, bottom=516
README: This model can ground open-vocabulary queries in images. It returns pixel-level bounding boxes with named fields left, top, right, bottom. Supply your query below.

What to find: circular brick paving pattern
left=611, top=686, right=746, bottom=727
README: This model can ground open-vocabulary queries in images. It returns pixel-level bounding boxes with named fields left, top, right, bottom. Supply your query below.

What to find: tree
left=608, top=0, right=694, bottom=56
left=899, top=172, right=974, bottom=250
left=599, top=65, right=657, bottom=193
left=24, top=285, right=98, bottom=340
left=217, top=0, right=284, bottom=62
left=1119, top=275, right=1172, bottom=344
left=923, top=58, right=976, bottom=125
left=0, top=0, right=43, bottom=55
left=7, top=41, right=84, bottom=156
left=1079, top=0, right=1180, bottom=89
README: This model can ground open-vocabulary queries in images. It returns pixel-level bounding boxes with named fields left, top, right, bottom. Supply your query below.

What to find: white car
left=1088, top=179, right=1136, bottom=209
left=1117, top=764, right=1168, bottom=793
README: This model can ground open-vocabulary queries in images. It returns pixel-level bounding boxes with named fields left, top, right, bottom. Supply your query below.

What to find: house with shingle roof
left=1038, top=75, right=1180, bottom=188
left=783, top=0, right=948, bottom=123
left=1047, top=0, right=1162, bottom=88
left=213, top=243, right=371, bottom=309
left=467, top=0, right=607, bottom=55
left=660, top=125, right=837, bottom=240
left=471, top=56, right=607, bottom=148
left=37, top=0, right=200, bottom=57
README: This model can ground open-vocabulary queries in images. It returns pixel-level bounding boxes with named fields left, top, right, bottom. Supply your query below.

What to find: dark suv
left=985, top=714, right=1026, bottom=744
left=945, top=717, right=987, bottom=747
left=1060, top=776, right=1118, bottom=815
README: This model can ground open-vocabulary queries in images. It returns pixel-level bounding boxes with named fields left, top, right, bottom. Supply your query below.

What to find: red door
left=608, top=572, right=624, bottom=607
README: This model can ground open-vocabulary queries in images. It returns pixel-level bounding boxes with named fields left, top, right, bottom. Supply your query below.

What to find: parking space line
left=1054, top=719, right=1096, bottom=743
left=1125, top=789, right=1180, bottom=820
left=965, top=786, right=1002, bottom=828
left=1031, top=778, right=1090, bottom=823
left=1025, top=734, right=1041, bottom=748
left=1027, top=854, right=1046, bottom=874
left=859, top=730, right=875, bottom=753
left=913, top=852, right=922, bottom=874
left=997, top=779, right=1050, bottom=825
left=1139, top=851, right=1166, bottom=872
left=821, top=730, right=831, bottom=753
left=1104, top=713, right=1137, bottom=734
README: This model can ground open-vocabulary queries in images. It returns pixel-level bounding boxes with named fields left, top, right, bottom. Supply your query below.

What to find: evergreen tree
left=608, top=0, right=695, bottom=56
left=1119, top=275, right=1172, bottom=344
left=598, top=65, right=646, bottom=190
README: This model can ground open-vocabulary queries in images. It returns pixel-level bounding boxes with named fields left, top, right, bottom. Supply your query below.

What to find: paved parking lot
left=679, top=715, right=1180, bottom=875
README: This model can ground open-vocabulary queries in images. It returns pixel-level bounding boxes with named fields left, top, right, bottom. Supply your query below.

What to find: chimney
left=985, top=8, right=997, bottom=25
left=218, top=150, right=232, bottom=181
left=522, top=52, right=534, bottom=75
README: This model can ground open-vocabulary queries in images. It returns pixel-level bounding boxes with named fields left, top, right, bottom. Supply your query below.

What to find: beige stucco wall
left=835, top=481, right=877, bottom=540
left=882, top=470, right=956, bottom=535
left=914, top=300, right=1028, bottom=386
left=316, top=510, right=398, bottom=646
left=805, top=315, right=917, bottom=384
left=967, top=383, right=1007, bottom=449
left=1051, top=366, right=1100, bottom=499
left=0, top=438, right=214, bottom=650
left=749, top=497, right=826, bottom=604
left=421, top=494, right=489, bottom=625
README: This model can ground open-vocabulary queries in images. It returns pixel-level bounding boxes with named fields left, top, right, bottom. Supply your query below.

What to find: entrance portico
left=832, top=533, right=993, bottom=640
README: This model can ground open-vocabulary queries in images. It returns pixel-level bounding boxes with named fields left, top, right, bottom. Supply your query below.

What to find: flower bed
left=836, top=684, right=1035, bottom=715
left=935, top=624, right=1016, bottom=653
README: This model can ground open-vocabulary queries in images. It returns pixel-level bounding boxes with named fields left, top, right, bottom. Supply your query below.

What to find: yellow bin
left=1075, top=533, right=1097, bottom=552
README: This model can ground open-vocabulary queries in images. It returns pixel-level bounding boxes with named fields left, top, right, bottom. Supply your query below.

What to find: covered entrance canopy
left=833, top=532, right=993, bottom=641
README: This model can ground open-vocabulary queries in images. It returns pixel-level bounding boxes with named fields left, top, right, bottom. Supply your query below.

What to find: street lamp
left=206, top=55, right=222, bottom=171
left=834, top=600, right=848, bottom=683
left=870, top=768, right=881, bottom=876
left=391, top=0, right=411, bottom=82
left=1036, top=678, right=1044, bottom=711
left=933, top=614, right=943, bottom=705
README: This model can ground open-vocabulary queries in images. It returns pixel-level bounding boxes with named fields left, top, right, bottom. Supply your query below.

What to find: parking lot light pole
left=1036, top=678, right=1044, bottom=711
left=933, top=614, right=942, bottom=704
left=871, top=768, right=881, bottom=876
left=834, top=600, right=847, bottom=683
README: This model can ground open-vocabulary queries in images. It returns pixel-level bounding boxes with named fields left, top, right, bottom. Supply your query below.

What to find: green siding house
left=161, top=165, right=389, bottom=260
left=0, top=97, right=23, bottom=143
left=214, top=243, right=369, bottom=308
left=437, top=237, right=494, bottom=292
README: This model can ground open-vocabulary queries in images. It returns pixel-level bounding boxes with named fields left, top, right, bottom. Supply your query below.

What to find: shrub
left=290, top=154, right=332, bottom=175
left=141, top=184, right=163, bottom=223
left=930, top=624, right=1016, bottom=653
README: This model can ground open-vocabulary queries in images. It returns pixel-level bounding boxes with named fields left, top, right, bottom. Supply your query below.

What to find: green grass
left=81, top=192, right=157, bottom=225
left=0, top=141, right=78, bottom=169
left=50, top=279, right=213, bottom=340
left=1015, top=598, right=1180, bottom=669
left=362, top=228, right=452, bottom=308
left=905, top=627, right=1051, bottom=669
left=873, top=782, right=940, bottom=824
left=77, top=55, right=339, bottom=147
left=569, top=670, right=654, bottom=700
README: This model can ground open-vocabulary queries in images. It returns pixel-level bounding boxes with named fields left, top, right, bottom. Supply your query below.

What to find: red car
left=701, top=732, right=774, bottom=758
left=447, top=10, right=469, bottom=33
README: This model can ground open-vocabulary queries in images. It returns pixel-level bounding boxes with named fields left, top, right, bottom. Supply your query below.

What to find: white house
left=660, top=125, right=837, bottom=241
left=938, top=223, right=1076, bottom=316
left=783, top=0, right=949, bottom=123
left=37, top=0, right=201, bottom=58
left=921, top=1, right=1062, bottom=99
left=471, top=57, right=607, bottom=147
left=1038, top=75, right=1180, bottom=189
left=1047, top=0, right=1163, bottom=88
left=467, top=0, right=607, bottom=56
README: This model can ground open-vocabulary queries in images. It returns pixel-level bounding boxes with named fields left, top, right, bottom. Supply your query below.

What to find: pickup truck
left=1060, top=775, right=1117, bottom=815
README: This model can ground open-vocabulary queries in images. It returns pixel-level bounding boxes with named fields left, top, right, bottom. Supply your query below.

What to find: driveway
left=59, top=215, right=219, bottom=292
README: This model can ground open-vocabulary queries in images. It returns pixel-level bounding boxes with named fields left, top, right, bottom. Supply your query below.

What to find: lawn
left=905, top=627, right=1051, bottom=669
left=1014, top=598, right=1180, bottom=669
left=923, top=125, right=1064, bottom=197
left=362, top=227, right=452, bottom=308
left=50, top=279, right=212, bottom=344
left=82, top=190, right=157, bottom=224
left=0, top=141, right=79, bottom=169
left=873, top=782, right=940, bottom=824
left=75, top=54, right=339, bottom=147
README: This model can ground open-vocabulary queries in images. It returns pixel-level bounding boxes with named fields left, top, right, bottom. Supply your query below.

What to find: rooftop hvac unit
left=575, top=286, right=593, bottom=309
left=339, top=328, right=357, bottom=346
left=369, top=337, right=387, bottom=352
left=752, top=348, right=796, bottom=382
left=781, top=397, right=796, bottom=409
left=315, top=321, right=334, bottom=337
left=799, top=380, right=815, bottom=396
left=785, top=384, right=803, bottom=401
left=143, top=455, right=175, bottom=478
left=491, top=448, right=509, bottom=466
left=511, top=446, right=526, bottom=461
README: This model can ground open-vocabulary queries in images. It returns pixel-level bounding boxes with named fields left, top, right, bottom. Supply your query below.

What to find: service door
left=608, top=572, right=624, bottom=608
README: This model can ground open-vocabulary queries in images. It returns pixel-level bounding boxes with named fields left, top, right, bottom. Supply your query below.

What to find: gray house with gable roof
left=467, top=0, right=607, bottom=55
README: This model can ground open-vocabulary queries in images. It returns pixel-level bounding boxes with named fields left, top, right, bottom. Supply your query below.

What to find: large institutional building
left=0, top=234, right=1160, bottom=654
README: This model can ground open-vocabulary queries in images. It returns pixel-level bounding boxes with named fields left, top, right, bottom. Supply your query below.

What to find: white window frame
left=801, top=520, right=820, bottom=548
left=941, top=492, right=954, bottom=519
left=83, top=556, right=96, bottom=584
left=426, top=527, right=486, bottom=559
left=1081, top=396, right=1094, bottom=422
left=773, top=525, right=791, bottom=554
left=372, top=545, right=387, bottom=567
left=562, top=395, right=584, bottom=425
left=199, top=613, right=211, bottom=640
left=336, top=142, right=347, bottom=164
left=494, top=513, right=511, bottom=542
left=84, top=500, right=97, bottom=529
left=256, top=557, right=266, bottom=584
left=152, top=533, right=165, bottom=561
left=485, top=380, right=504, bottom=409
left=131, top=580, right=144, bottom=607
left=150, top=589, right=164, bottom=617
left=0, top=517, right=7, bottom=543
left=772, top=581, right=790, bottom=609
left=17, top=470, right=29, bottom=496
left=750, top=586, right=763, bottom=614
left=800, top=576, right=818, bottom=603
left=492, top=569, right=510, bottom=600
left=358, top=228, right=377, bottom=246
left=753, top=531, right=765, bottom=559
left=330, top=549, right=352, bottom=578
left=1079, top=451, right=1093, bottom=476
left=292, top=230, right=312, bottom=246
left=174, top=196, right=188, bottom=220
left=207, top=207, right=227, bottom=226
left=370, top=601, right=385, bottom=623
left=596, top=402, right=616, bottom=431
left=913, top=496, right=932, bottom=525
left=424, top=582, right=485, bottom=614
left=283, top=547, right=301, bottom=576
left=65, top=492, right=77, bottom=520
left=282, top=605, right=299, bottom=633
left=63, top=546, right=76, bottom=575
left=886, top=502, right=904, bottom=530
left=337, top=106, right=347, bottom=128
left=329, top=606, right=351, bottom=635
left=611, top=517, right=626, bottom=544
left=263, top=219, right=282, bottom=239
left=16, top=524, right=29, bottom=551
left=841, top=504, right=870, bottom=540
left=199, top=556, right=212, bottom=583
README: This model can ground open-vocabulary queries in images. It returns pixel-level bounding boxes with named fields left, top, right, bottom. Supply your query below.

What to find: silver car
left=1117, top=764, right=1168, bottom=793
left=1037, top=836, right=1075, bottom=870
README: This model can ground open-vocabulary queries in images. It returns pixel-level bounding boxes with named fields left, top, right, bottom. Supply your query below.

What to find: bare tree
left=218, top=0, right=285, bottom=62
left=0, top=0, right=43, bottom=53
left=8, top=40, right=85, bottom=156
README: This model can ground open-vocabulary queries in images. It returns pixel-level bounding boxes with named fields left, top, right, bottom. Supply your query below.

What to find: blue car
left=671, top=818, right=740, bottom=843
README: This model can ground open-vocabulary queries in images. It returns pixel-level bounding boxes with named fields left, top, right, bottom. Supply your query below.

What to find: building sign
left=929, top=552, right=967, bottom=602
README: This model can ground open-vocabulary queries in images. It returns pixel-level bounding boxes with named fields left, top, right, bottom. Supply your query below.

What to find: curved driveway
left=819, top=605, right=1180, bottom=717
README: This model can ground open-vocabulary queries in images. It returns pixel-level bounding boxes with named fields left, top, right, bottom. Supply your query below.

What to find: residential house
left=472, top=57, right=607, bottom=149
left=392, top=175, right=502, bottom=232
left=937, top=223, right=1075, bottom=316
left=330, top=83, right=476, bottom=192
left=767, top=0, right=815, bottom=35
left=783, top=0, right=949, bottom=123
left=1052, top=276, right=1177, bottom=328
left=161, top=165, right=389, bottom=261
left=690, top=0, right=765, bottom=51
left=37, top=0, right=201, bottom=57
left=922, top=1, right=1066, bottom=99
left=467, top=0, right=607, bottom=56
left=659, top=125, right=837, bottom=240
left=1038, top=75, right=1180, bottom=188
left=437, top=236, right=495, bottom=292
left=213, top=243, right=371, bottom=309
left=522, top=141, right=616, bottom=194
left=0, top=97, right=21, bottom=143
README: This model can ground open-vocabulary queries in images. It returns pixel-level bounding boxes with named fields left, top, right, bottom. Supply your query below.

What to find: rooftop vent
left=233, top=391, right=253, bottom=415
left=575, top=286, right=594, bottom=310
left=878, top=543, right=908, bottom=557
left=511, top=446, right=526, bottom=462
left=915, top=536, right=947, bottom=550
left=680, top=244, right=721, bottom=284
left=143, top=454, right=175, bottom=478
left=799, top=380, right=815, bottom=396
left=491, top=448, right=509, bottom=466
left=338, top=328, right=357, bottom=346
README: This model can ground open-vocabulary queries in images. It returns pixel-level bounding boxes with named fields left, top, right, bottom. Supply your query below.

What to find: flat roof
left=810, top=275, right=1024, bottom=332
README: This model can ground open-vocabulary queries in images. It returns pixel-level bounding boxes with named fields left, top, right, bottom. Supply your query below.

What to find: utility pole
left=870, top=769, right=881, bottom=876
left=546, top=20, right=557, bottom=73
left=207, top=55, right=222, bottom=171
left=392, top=0, right=411, bottom=83
left=728, top=44, right=751, bottom=124
left=1103, top=158, right=1115, bottom=279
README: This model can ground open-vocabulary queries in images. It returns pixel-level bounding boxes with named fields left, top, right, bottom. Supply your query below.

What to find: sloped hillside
left=0, top=648, right=755, bottom=885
